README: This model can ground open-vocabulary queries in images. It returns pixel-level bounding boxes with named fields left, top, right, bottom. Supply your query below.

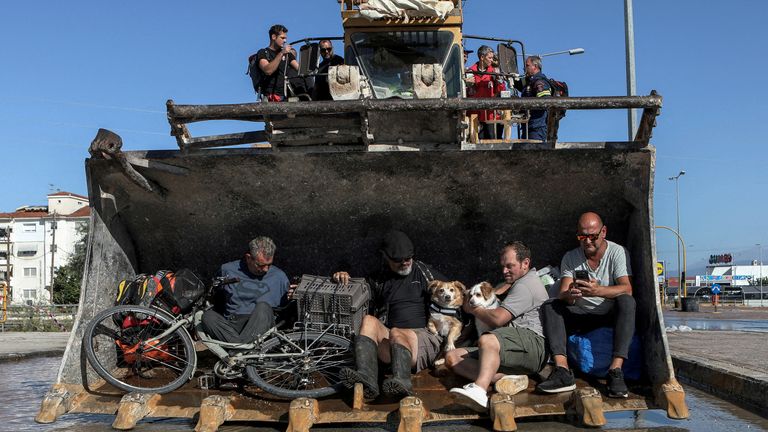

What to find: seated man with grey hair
left=201, top=236, right=290, bottom=343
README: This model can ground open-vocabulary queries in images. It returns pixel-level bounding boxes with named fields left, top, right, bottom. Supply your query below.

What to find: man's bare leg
left=382, top=328, right=420, bottom=397
left=553, top=354, right=569, bottom=369
left=445, top=348, right=478, bottom=380
left=342, top=314, right=390, bottom=398
left=388, top=328, right=420, bottom=366
left=358, top=315, right=392, bottom=363
left=609, top=357, right=624, bottom=370
left=474, top=333, right=503, bottom=390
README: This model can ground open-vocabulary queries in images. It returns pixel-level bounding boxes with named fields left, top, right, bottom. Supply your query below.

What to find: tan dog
left=427, top=280, right=466, bottom=353
left=467, top=281, right=500, bottom=335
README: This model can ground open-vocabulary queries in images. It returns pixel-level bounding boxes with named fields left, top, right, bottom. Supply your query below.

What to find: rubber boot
left=340, top=335, right=380, bottom=399
left=382, top=343, right=415, bottom=397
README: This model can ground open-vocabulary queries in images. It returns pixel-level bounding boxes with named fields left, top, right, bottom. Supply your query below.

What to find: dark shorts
left=412, top=328, right=443, bottom=372
left=467, top=326, right=547, bottom=375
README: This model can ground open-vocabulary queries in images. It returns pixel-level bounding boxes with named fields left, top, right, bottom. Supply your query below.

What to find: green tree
left=52, top=222, right=88, bottom=304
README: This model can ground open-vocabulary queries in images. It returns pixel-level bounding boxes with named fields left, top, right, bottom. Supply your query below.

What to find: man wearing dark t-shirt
left=312, top=39, right=344, bottom=101
left=332, top=230, right=447, bottom=399
left=256, top=24, right=299, bottom=101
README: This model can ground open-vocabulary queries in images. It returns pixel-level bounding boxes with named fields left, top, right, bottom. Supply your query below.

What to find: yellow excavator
left=37, top=1, right=687, bottom=430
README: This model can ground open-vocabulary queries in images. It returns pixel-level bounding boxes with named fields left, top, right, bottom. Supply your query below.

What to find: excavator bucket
left=37, top=94, right=688, bottom=430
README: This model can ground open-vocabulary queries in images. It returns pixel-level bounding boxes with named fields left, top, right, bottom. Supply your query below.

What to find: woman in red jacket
left=467, top=45, right=506, bottom=139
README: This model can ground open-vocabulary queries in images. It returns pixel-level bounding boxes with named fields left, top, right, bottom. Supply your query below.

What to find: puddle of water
left=663, top=317, right=768, bottom=333
left=2, top=356, right=767, bottom=431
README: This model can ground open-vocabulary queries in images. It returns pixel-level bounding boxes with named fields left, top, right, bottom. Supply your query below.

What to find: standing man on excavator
left=255, top=24, right=300, bottom=102
left=312, top=39, right=344, bottom=101
left=512, top=55, right=551, bottom=141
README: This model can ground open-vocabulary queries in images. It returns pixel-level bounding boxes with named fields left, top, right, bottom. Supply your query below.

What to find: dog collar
left=430, top=302, right=460, bottom=316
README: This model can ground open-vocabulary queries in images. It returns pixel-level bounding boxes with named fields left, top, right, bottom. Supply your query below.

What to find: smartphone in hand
left=574, top=270, right=590, bottom=281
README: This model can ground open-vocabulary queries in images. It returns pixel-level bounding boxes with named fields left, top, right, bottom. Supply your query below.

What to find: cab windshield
left=350, top=31, right=460, bottom=99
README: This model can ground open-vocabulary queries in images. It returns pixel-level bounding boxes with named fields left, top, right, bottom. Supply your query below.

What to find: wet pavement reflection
left=664, top=316, right=768, bottom=333
left=2, top=356, right=766, bottom=431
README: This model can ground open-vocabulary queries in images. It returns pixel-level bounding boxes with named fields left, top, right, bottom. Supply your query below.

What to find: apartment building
left=0, top=192, right=90, bottom=305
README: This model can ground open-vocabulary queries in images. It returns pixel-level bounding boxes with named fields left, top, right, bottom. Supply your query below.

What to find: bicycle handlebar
left=213, top=276, right=240, bottom=287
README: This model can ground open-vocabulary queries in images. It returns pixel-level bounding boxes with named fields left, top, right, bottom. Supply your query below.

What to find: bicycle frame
left=138, top=303, right=347, bottom=374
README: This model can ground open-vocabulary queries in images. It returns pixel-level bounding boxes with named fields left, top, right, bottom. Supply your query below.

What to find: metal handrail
left=167, top=94, right=662, bottom=123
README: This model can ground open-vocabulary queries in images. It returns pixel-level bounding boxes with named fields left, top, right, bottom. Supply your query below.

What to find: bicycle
left=83, top=275, right=354, bottom=398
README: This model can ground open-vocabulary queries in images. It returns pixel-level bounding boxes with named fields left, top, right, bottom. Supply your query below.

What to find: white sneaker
left=449, top=383, right=488, bottom=412
left=494, top=374, right=529, bottom=395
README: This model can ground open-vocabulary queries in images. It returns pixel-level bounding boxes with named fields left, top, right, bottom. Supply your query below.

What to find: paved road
left=667, top=331, right=768, bottom=376
left=0, top=332, right=70, bottom=362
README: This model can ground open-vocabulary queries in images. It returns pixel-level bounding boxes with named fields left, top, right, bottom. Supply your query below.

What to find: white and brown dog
left=427, top=280, right=466, bottom=353
left=467, top=281, right=500, bottom=335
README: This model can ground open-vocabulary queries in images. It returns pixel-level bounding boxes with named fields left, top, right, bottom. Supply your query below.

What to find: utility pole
left=4, top=227, right=10, bottom=302
left=624, top=0, right=637, bottom=140
left=758, top=244, right=763, bottom=307
left=49, top=213, right=57, bottom=304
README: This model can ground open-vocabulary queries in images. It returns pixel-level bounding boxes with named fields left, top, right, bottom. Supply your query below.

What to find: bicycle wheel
left=245, top=330, right=352, bottom=399
left=84, top=304, right=196, bottom=394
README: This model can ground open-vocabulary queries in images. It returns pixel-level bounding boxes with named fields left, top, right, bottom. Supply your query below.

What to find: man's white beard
left=395, top=265, right=413, bottom=276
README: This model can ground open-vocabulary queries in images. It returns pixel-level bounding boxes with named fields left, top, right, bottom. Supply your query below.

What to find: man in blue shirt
left=200, top=236, right=290, bottom=343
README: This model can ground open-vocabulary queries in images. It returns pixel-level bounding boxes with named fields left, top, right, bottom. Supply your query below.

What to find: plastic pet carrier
left=293, top=275, right=370, bottom=334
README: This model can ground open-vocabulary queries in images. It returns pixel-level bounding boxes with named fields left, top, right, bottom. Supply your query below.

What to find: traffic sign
left=711, top=284, right=721, bottom=295
left=657, top=261, right=664, bottom=276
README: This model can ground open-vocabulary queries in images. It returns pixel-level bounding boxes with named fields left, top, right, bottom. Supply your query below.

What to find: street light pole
left=624, top=0, right=637, bottom=141
left=669, top=171, right=686, bottom=297
left=520, top=48, right=586, bottom=58
left=539, top=48, right=585, bottom=57
left=656, top=226, right=687, bottom=305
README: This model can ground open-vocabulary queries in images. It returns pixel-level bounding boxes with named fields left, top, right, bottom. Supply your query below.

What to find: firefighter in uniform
left=513, top=55, right=551, bottom=141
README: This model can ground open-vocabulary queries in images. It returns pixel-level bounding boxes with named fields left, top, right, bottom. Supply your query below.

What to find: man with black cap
left=332, top=230, right=446, bottom=399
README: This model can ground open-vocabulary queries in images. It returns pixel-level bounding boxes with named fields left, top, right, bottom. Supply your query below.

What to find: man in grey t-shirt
left=536, top=212, right=635, bottom=398
left=446, top=241, right=549, bottom=411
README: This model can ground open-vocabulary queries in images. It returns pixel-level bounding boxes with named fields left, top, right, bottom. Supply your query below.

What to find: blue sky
left=1, top=1, right=766, bottom=275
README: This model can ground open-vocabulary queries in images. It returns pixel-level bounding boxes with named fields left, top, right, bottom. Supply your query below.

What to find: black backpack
left=247, top=52, right=264, bottom=96
left=115, top=274, right=149, bottom=308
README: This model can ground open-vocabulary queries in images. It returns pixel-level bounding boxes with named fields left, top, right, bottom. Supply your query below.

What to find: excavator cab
left=347, top=29, right=462, bottom=99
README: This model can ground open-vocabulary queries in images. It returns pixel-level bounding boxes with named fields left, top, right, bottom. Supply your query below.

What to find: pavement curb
left=0, top=349, right=66, bottom=363
left=672, top=352, right=768, bottom=418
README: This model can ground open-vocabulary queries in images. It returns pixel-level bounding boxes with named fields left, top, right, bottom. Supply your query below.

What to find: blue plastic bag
left=567, top=327, right=642, bottom=380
